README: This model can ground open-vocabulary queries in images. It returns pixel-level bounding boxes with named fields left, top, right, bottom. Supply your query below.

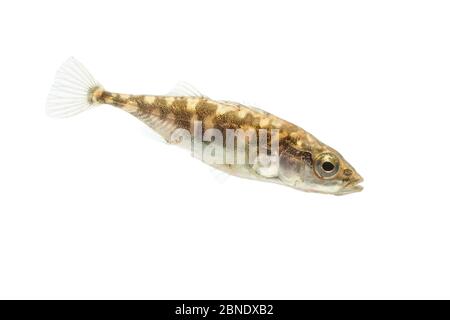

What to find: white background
left=0, top=0, right=449, bottom=299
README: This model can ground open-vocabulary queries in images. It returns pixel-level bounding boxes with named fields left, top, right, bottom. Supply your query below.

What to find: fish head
left=278, top=140, right=363, bottom=195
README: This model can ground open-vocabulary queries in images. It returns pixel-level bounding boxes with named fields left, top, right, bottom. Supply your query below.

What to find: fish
left=46, top=57, right=363, bottom=195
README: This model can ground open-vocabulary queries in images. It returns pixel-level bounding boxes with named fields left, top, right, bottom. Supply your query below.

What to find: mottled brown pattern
left=131, top=95, right=147, bottom=108
left=153, top=97, right=170, bottom=120
left=214, top=111, right=243, bottom=131
left=99, top=91, right=127, bottom=107
left=99, top=92, right=310, bottom=158
left=170, top=98, right=191, bottom=130
left=281, top=145, right=313, bottom=167
left=195, top=100, right=217, bottom=120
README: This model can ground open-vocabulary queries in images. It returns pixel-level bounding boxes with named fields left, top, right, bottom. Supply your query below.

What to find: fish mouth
left=337, top=178, right=364, bottom=195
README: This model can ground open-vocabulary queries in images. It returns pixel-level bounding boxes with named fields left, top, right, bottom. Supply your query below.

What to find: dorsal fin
left=167, top=81, right=206, bottom=97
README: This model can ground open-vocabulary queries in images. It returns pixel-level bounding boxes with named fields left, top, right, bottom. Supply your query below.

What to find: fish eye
left=314, top=153, right=339, bottom=178
left=322, top=161, right=335, bottom=172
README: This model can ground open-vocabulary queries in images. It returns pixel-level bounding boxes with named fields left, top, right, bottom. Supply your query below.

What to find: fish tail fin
left=46, top=57, right=104, bottom=118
